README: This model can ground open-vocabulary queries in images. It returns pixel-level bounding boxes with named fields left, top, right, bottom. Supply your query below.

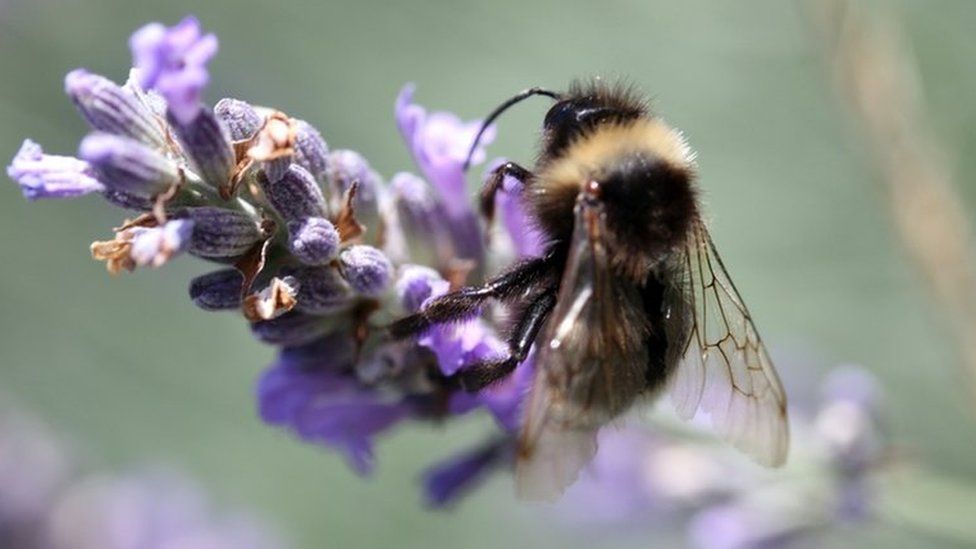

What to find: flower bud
left=289, top=266, right=352, bottom=314
left=64, top=69, right=167, bottom=148
left=329, top=150, right=380, bottom=210
left=287, top=216, right=339, bottom=266
left=293, top=119, right=329, bottom=183
left=188, top=268, right=244, bottom=311
left=396, top=265, right=449, bottom=313
left=79, top=133, right=178, bottom=198
left=176, top=206, right=264, bottom=259
left=259, top=165, right=327, bottom=222
left=7, top=139, right=105, bottom=200
left=390, top=172, right=452, bottom=267
left=339, top=245, right=393, bottom=296
left=251, top=311, right=333, bottom=347
left=214, top=98, right=263, bottom=141
left=168, top=107, right=235, bottom=189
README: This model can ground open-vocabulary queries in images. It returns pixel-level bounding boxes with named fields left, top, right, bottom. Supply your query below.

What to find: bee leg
left=479, top=161, right=534, bottom=225
left=457, top=290, right=557, bottom=392
left=388, top=252, right=556, bottom=338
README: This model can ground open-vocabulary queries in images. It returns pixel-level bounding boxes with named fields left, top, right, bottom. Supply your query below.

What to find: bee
left=390, top=79, right=789, bottom=500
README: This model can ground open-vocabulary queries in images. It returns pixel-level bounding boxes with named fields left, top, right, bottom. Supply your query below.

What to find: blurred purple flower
left=130, top=15, right=218, bottom=124
left=419, top=319, right=505, bottom=377
left=257, top=341, right=412, bottom=475
left=422, top=438, right=511, bottom=508
left=395, top=264, right=450, bottom=313
left=488, top=158, right=545, bottom=258
left=46, top=470, right=286, bottom=549
left=7, top=139, right=105, bottom=200
left=395, top=84, right=491, bottom=263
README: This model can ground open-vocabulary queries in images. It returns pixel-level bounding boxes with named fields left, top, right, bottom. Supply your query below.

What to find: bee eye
left=543, top=102, right=577, bottom=130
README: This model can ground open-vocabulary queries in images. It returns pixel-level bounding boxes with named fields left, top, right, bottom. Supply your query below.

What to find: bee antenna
left=462, top=87, right=561, bottom=172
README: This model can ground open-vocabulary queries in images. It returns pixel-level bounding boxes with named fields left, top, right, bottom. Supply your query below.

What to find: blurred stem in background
left=808, top=0, right=976, bottom=412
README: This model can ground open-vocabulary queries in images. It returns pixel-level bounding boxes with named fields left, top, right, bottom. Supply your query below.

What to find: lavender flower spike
left=130, top=15, right=218, bottom=124
left=79, top=133, right=178, bottom=198
left=64, top=69, right=168, bottom=148
left=7, top=139, right=104, bottom=200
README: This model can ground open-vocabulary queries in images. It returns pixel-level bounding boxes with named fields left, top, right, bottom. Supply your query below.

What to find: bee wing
left=515, top=367, right=599, bottom=501
left=663, top=218, right=789, bottom=466
left=515, top=199, right=626, bottom=501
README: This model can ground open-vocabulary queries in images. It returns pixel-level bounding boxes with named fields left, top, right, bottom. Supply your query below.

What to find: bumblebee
left=391, top=79, right=788, bottom=500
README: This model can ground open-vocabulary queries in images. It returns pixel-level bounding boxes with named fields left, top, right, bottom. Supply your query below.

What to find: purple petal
left=130, top=15, right=218, bottom=125
left=7, top=139, right=104, bottom=200
left=395, top=265, right=449, bottom=313
left=422, top=439, right=509, bottom=508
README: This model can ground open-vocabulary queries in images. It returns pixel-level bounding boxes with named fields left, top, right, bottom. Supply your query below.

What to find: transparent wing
left=664, top=218, right=789, bottom=466
left=515, top=199, right=646, bottom=501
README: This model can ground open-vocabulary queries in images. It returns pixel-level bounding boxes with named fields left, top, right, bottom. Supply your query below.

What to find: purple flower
left=395, top=84, right=494, bottom=216
left=476, top=358, right=534, bottom=432
left=257, top=353, right=411, bottom=475
left=46, top=470, right=287, bottom=549
left=688, top=501, right=814, bottom=549
left=79, top=133, right=178, bottom=197
left=128, top=219, right=194, bottom=268
left=338, top=245, right=393, bottom=296
left=7, top=139, right=104, bottom=200
left=64, top=69, right=168, bottom=148
left=395, top=264, right=450, bottom=313
left=395, top=84, right=491, bottom=263
left=389, top=172, right=454, bottom=269
left=130, top=15, right=218, bottom=124
left=488, top=158, right=545, bottom=258
left=420, top=319, right=505, bottom=377
left=422, top=439, right=510, bottom=508
left=168, top=107, right=235, bottom=189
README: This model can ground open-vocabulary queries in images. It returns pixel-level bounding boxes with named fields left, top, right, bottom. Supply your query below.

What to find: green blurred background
left=1, top=0, right=975, bottom=547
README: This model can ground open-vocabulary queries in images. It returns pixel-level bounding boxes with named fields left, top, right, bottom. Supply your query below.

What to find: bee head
left=541, top=81, right=647, bottom=160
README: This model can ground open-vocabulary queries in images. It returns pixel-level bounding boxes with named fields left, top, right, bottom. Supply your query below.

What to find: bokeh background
left=2, top=0, right=975, bottom=547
